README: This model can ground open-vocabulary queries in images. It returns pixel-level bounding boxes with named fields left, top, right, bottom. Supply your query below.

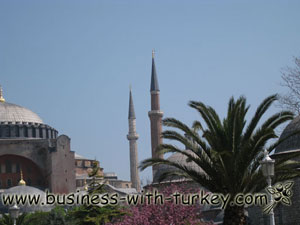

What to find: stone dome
left=0, top=102, right=43, bottom=124
left=276, top=115, right=300, bottom=153
left=153, top=150, right=204, bottom=183
left=0, top=97, right=57, bottom=139
left=0, top=185, right=52, bottom=212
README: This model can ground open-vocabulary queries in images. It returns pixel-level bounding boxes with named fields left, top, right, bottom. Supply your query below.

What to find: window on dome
left=24, top=127, right=28, bottom=137
left=15, top=126, right=20, bottom=137
left=4, top=126, right=9, bottom=137
left=39, top=128, right=43, bottom=138
left=32, top=128, right=36, bottom=137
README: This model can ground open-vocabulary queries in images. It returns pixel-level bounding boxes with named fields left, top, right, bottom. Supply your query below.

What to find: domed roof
left=153, top=150, right=204, bottom=183
left=276, top=115, right=300, bottom=153
left=0, top=101, right=43, bottom=124
left=0, top=186, right=52, bottom=212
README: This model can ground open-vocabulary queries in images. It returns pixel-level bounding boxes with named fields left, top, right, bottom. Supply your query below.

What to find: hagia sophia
left=0, top=50, right=163, bottom=196
left=1, top=51, right=300, bottom=225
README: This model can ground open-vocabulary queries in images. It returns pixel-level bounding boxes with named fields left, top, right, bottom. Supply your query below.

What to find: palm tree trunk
left=223, top=205, right=246, bottom=225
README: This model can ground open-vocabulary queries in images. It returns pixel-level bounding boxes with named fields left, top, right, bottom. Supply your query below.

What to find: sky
left=1, top=0, right=300, bottom=184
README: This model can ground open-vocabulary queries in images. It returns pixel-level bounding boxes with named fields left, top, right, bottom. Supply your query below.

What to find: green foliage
left=88, top=161, right=104, bottom=194
left=67, top=205, right=126, bottom=225
left=0, top=213, right=27, bottom=225
left=22, top=211, right=49, bottom=225
left=65, top=161, right=126, bottom=225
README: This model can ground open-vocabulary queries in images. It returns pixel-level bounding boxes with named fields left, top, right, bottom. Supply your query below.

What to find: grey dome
left=153, top=150, right=204, bottom=183
left=276, top=115, right=300, bottom=153
left=0, top=102, right=43, bottom=124
left=0, top=186, right=51, bottom=212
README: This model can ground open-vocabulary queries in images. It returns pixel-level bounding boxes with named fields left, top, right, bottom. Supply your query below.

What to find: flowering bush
left=108, top=183, right=214, bottom=225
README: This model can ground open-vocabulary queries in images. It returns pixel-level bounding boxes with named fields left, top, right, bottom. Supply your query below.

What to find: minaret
left=148, top=50, right=164, bottom=180
left=127, top=87, right=141, bottom=192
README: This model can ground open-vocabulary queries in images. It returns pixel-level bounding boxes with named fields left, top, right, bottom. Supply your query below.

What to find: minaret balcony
left=148, top=110, right=164, bottom=117
left=127, top=134, right=139, bottom=140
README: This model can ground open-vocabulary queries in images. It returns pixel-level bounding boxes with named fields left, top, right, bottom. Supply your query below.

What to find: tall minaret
left=127, top=87, right=141, bottom=192
left=148, top=50, right=164, bottom=180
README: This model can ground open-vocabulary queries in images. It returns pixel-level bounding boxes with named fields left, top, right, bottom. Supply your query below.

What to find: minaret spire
left=127, top=88, right=141, bottom=192
left=150, top=49, right=160, bottom=92
left=128, top=86, right=136, bottom=119
left=0, top=86, right=5, bottom=103
left=148, top=50, right=164, bottom=181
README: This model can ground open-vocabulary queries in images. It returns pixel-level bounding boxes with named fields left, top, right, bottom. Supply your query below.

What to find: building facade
left=0, top=88, right=75, bottom=193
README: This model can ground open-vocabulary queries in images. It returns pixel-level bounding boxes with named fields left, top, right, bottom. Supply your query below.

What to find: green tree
left=67, top=161, right=125, bottom=225
left=140, top=95, right=300, bottom=225
left=0, top=213, right=27, bottom=225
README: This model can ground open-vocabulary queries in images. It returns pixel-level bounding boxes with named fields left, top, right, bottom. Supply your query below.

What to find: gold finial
left=152, top=49, right=155, bottom=58
left=0, top=86, right=5, bottom=103
left=18, top=169, right=26, bottom=186
left=84, top=179, right=88, bottom=191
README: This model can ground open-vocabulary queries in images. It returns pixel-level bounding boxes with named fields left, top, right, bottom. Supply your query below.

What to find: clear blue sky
left=1, top=0, right=300, bottom=184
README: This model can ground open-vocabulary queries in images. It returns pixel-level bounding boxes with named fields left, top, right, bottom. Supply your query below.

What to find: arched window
left=15, top=126, right=20, bottom=137
left=39, top=128, right=43, bottom=138
left=5, top=161, right=12, bottom=173
left=24, top=127, right=28, bottom=137
left=4, top=126, right=10, bottom=137
left=16, top=163, right=20, bottom=173
left=32, top=127, right=36, bottom=137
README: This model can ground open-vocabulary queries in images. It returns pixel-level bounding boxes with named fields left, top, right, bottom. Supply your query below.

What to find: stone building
left=0, top=87, right=75, bottom=193
left=75, top=153, right=104, bottom=188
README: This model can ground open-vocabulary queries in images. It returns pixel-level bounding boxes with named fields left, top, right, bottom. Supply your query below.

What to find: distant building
left=104, top=172, right=132, bottom=189
left=74, top=153, right=104, bottom=188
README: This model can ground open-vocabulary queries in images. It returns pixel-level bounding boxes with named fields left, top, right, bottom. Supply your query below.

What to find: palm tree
left=140, top=94, right=300, bottom=225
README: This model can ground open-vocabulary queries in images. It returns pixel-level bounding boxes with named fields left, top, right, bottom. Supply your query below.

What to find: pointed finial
left=150, top=50, right=160, bottom=91
left=129, top=84, right=132, bottom=92
left=84, top=179, right=88, bottom=191
left=18, top=169, right=26, bottom=186
left=128, top=87, right=136, bottom=119
left=0, top=86, right=5, bottom=103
